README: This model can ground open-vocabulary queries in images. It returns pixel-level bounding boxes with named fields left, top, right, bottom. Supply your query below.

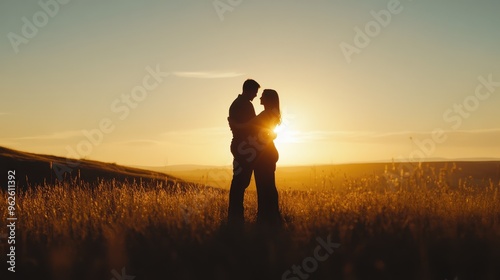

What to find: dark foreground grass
left=2, top=173, right=500, bottom=280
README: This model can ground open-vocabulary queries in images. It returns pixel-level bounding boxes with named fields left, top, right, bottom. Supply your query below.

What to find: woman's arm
left=230, top=111, right=279, bottom=140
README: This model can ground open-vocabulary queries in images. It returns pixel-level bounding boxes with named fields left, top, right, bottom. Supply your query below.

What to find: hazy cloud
left=10, top=130, right=83, bottom=141
left=163, top=127, right=228, bottom=137
left=295, top=130, right=378, bottom=142
left=298, top=128, right=500, bottom=145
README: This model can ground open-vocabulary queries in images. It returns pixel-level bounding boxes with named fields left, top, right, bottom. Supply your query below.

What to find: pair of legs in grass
left=228, top=147, right=281, bottom=227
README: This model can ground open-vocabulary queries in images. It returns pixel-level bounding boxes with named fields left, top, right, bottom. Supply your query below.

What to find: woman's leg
left=255, top=161, right=281, bottom=226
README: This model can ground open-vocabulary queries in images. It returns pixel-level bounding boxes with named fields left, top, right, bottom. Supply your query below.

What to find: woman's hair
left=262, top=89, right=281, bottom=125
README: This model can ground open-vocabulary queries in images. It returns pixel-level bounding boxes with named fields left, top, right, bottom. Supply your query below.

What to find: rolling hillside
left=0, top=146, right=187, bottom=189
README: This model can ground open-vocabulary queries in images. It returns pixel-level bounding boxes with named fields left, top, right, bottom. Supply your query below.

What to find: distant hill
left=3, top=145, right=499, bottom=190
left=0, top=146, right=189, bottom=189
left=132, top=164, right=222, bottom=173
left=138, top=161, right=500, bottom=190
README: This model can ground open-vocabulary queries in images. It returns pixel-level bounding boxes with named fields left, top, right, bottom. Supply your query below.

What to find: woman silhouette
left=230, top=89, right=283, bottom=227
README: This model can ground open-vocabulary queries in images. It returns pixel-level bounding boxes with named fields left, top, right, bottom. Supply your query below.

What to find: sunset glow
left=1, top=1, right=499, bottom=167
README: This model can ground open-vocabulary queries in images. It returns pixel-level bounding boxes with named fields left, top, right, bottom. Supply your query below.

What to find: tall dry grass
left=1, top=168, right=500, bottom=279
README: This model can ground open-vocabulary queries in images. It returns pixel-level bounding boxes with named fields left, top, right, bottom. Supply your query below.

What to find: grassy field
left=2, top=162, right=500, bottom=280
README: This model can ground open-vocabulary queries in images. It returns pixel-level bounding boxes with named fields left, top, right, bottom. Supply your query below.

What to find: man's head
left=242, top=79, right=260, bottom=101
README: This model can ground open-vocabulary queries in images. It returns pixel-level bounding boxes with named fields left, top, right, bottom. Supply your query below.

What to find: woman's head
left=260, top=89, right=281, bottom=124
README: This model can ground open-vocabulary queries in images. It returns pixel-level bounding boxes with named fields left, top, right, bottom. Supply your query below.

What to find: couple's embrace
left=227, top=79, right=282, bottom=228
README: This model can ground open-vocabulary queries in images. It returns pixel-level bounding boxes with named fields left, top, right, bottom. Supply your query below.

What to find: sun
left=274, top=124, right=300, bottom=144
left=272, top=123, right=303, bottom=165
left=273, top=107, right=300, bottom=144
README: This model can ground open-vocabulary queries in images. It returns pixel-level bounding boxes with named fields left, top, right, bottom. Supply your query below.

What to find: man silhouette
left=227, top=79, right=260, bottom=227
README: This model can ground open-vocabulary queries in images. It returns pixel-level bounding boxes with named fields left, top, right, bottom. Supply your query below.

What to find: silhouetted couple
left=227, top=79, right=282, bottom=228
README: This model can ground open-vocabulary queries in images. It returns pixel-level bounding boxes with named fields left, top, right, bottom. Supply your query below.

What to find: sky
left=1, top=0, right=500, bottom=167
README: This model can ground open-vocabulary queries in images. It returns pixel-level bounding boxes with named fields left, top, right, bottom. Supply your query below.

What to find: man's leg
left=228, top=158, right=253, bottom=226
